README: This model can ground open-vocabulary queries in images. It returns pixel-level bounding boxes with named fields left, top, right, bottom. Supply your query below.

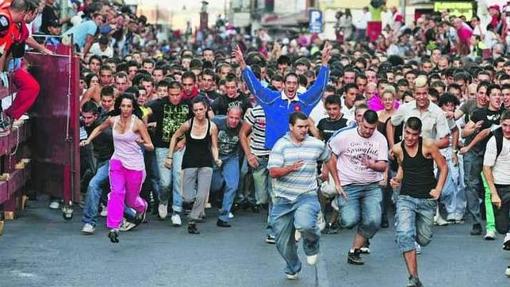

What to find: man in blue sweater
left=234, top=43, right=331, bottom=149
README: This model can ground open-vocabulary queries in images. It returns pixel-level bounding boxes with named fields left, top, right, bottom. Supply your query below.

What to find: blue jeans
left=147, top=149, right=160, bottom=198
left=82, top=161, right=109, bottom=226
left=252, top=155, right=274, bottom=236
left=337, top=183, right=382, bottom=239
left=440, top=160, right=466, bottom=218
left=463, top=150, right=483, bottom=224
left=82, top=160, right=136, bottom=226
left=211, top=154, right=240, bottom=222
left=252, top=156, right=273, bottom=205
left=395, top=195, right=436, bottom=253
left=155, top=147, right=184, bottom=213
left=271, top=194, right=321, bottom=275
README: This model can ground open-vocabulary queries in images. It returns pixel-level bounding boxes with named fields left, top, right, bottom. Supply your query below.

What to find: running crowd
left=2, top=1, right=510, bottom=286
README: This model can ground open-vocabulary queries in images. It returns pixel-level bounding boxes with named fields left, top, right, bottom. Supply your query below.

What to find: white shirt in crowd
left=354, top=11, right=371, bottom=30
left=484, top=135, right=510, bottom=185
left=89, top=43, right=114, bottom=58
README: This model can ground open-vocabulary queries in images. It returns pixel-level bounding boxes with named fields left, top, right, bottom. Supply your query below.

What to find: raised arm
left=300, top=43, right=332, bottom=105
left=235, top=45, right=278, bottom=104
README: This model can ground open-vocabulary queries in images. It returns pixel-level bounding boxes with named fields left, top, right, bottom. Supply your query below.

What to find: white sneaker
left=119, top=219, right=136, bottom=232
left=415, top=242, right=422, bottom=255
left=158, top=202, right=168, bottom=220
left=307, top=254, right=318, bottom=265
left=286, top=272, right=299, bottom=280
left=295, top=230, right=302, bottom=242
left=171, top=213, right=182, bottom=226
left=99, top=204, right=107, bottom=217
left=484, top=230, right=496, bottom=240
left=317, top=211, right=326, bottom=231
left=434, top=214, right=448, bottom=226
left=81, top=223, right=95, bottom=235
left=331, top=197, right=339, bottom=211
left=49, top=200, right=60, bottom=209
left=360, top=246, right=370, bottom=254
left=503, top=233, right=510, bottom=250
left=505, top=266, right=510, bottom=277
left=228, top=212, right=234, bottom=219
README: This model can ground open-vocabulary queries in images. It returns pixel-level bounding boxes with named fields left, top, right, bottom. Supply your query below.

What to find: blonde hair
left=381, top=86, right=396, bottom=96
left=414, top=75, right=428, bottom=89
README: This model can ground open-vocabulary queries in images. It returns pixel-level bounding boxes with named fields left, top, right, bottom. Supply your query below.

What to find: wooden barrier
left=0, top=45, right=80, bottom=234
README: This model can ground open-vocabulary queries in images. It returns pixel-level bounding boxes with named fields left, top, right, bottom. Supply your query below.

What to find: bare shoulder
left=210, top=120, right=218, bottom=133
left=422, top=138, right=436, bottom=150
left=392, top=142, right=403, bottom=154
left=134, top=116, right=145, bottom=128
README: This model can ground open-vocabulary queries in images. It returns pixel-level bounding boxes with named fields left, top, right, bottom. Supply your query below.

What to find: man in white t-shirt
left=328, top=109, right=388, bottom=265
left=89, top=35, right=113, bottom=58
left=482, top=111, right=510, bottom=277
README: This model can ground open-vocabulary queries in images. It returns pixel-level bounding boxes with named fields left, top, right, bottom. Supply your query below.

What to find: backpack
left=493, top=128, right=504, bottom=159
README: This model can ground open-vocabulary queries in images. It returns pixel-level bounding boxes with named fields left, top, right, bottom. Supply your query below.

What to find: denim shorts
left=337, top=183, right=382, bottom=239
left=395, top=195, right=436, bottom=253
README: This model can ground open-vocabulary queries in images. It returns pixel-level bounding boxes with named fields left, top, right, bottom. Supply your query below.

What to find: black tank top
left=182, top=118, right=213, bottom=169
left=400, top=138, right=436, bottom=199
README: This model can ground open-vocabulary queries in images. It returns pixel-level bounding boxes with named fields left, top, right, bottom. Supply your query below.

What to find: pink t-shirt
left=328, top=127, right=388, bottom=186
left=367, top=95, right=400, bottom=112
left=457, top=23, right=473, bottom=44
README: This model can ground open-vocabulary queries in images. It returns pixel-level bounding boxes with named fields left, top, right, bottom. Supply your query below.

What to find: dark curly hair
left=110, top=93, right=143, bottom=119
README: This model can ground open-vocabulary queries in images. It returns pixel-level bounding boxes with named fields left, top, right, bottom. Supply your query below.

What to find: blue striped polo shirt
left=268, top=133, right=331, bottom=201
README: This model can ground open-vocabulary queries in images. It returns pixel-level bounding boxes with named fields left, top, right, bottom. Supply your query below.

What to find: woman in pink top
left=453, top=18, right=473, bottom=55
left=82, top=94, right=154, bottom=243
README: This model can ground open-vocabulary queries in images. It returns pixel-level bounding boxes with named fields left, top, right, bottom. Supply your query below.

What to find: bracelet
left=167, top=155, right=173, bottom=159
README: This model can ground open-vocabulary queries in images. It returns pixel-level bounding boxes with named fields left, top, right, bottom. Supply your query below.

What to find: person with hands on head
left=390, top=117, right=447, bottom=287
left=235, top=42, right=332, bottom=150
left=80, top=93, right=153, bottom=243
left=164, top=97, right=221, bottom=235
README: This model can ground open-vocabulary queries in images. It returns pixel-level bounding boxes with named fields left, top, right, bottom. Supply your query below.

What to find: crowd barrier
left=0, top=44, right=80, bottom=235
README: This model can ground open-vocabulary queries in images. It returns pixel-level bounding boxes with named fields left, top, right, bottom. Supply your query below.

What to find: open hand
left=321, top=41, right=332, bottom=65
left=232, top=45, right=246, bottom=69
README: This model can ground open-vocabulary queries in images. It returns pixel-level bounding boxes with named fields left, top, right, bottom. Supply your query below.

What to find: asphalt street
left=1, top=198, right=509, bottom=287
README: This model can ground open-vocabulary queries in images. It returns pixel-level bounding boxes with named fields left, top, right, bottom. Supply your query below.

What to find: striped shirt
left=268, top=133, right=331, bottom=201
left=244, top=106, right=270, bottom=156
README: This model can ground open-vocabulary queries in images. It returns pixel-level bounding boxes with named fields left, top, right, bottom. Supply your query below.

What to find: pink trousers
left=6, top=67, right=40, bottom=120
left=107, top=159, right=146, bottom=229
